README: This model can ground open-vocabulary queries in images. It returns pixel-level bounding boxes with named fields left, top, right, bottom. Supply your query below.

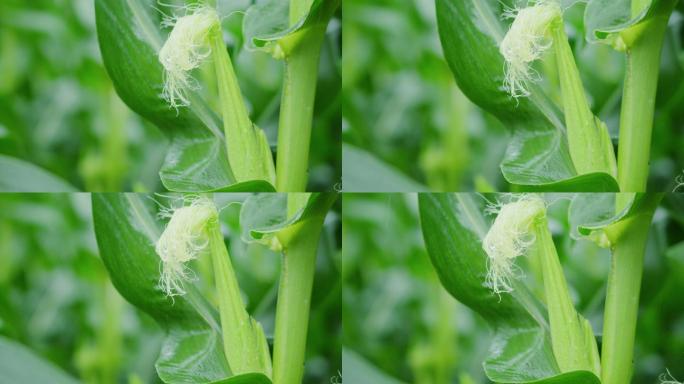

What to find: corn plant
left=419, top=192, right=664, bottom=384
left=95, top=0, right=339, bottom=193
left=436, top=0, right=678, bottom=191
left=91, top=192, right=337, bottom=384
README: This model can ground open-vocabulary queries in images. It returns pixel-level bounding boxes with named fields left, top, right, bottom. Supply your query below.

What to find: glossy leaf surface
left=435, top=0, right=617, bottom=191
left=418, top=193, right=600, bottom=383
left=92, top=194, right=236, bottom=383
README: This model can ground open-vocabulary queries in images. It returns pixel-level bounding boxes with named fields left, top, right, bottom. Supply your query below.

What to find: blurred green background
left=0, top=0, right=341, bottom=192
left=0, top=193, right=341, bottom=384
left=342, top=193, right=684, bottom=383
left=342, top=0, right=684, bottom=192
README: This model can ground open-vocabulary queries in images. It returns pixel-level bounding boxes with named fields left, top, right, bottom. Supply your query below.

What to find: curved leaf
left=210, top=373, right=272, bottom=384
left=92, top=193, right=233, bottom=383
left=435, top=0, right=616, bottom=190
left=584, top=0, right=668, bottom=46
left=95, top=0, right=273, bottom=192
left=342, top=349, right=406, bottom=384
left=569, top=193, right=660, bottom=242
left=0, top=155, right=77, bottom=192
left=342, top=144, right=429, bottom=192
left=0, top=336, right=80, bottom=384
left=159, top=135, right=274, bottom=192
left=239, top=192, right=337, bottom=244
left=418, top=193, right=600, bottom=383
left=243, top=0, right=340, bottom=54
left=509, top=171, right=619, bottom=192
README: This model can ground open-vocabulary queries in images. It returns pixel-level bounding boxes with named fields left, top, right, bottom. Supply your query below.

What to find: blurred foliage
left=342, top=0, right=684, bottom=191
left=0, top=193, right=341, bottom=383
left=343, top=193, right=684, bottom=383
left=342, top=194, right=491, bottom=383
left=0, top=194, right=163, bottom=383
left=0, top=0, right=341, bottom=192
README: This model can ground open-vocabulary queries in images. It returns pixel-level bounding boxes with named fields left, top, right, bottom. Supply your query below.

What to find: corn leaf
left=585, top=0, right=670, bottom=47
left=342, top=144, right=429, bottom=192
left=435, top=0, right=618, bottom=191
left=342, top=349, right=406, bottom=384
left=0, top=155, right=77, bottom=192
left=569, top=193, right=661, bottom=246
left=243, top=0, right=340, bottom=56
left=239, top=192, right=337, bottom=245
left=0, top=336, right=80, bottom=384
left=418, top=193, right=600, bottom=383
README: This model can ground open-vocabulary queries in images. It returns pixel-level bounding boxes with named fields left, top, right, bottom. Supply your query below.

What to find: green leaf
left=209, top=373, right=272, bottom=384
left=95, top=0, right=273, bottom=192
left=0, top=336, right=80, bottom=384
left=92, top=193, right=234, bottom=383
left=418, top=193, right=600, bottom=383
left=239, top=193, right=337, bottom=244
left=0, top=155, right=77, bottom=192
left=569, top=193, right=646, bottom=235
left=509, top=172, right=619, bottom=192
left=243, top=0, right=339, bottom=55
left=159, top=134, right=274, bottom=192
left=435, top=0, right=617, bottom=190
left=342, top=144, right=428, bottom=192
left=342, top=349, right=406, bottom=384
left=584, top=0, right=667, bottom=47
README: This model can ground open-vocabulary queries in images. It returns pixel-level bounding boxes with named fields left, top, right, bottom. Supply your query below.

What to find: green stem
left=616, top=2, right=675, bottom=192
left=272, top=213, right=326, bottom=384
left=208, top=219, right=272, bottom=376
left=275, top=27, right=326, bottom=192
left=601, top=194, right=661, bottom=384
left=210, top=28, right=275, bottom=184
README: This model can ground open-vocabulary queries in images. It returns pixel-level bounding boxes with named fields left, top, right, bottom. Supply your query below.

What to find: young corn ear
left=156, top=196, right=217, bottom=296
left=158, top=6, right=219, bottom=109
left=500, top=1, right=562, bottom=97
left=482, top=195, right=546, bottom=294
left=483, top=194, right=601, bottom=376
left=155, top=196, right=273, bottom=376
